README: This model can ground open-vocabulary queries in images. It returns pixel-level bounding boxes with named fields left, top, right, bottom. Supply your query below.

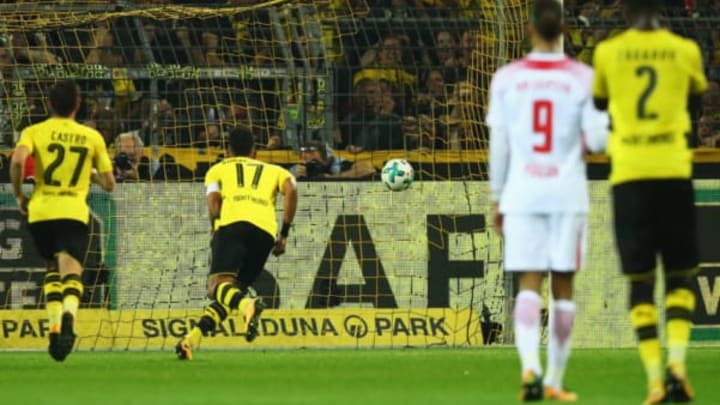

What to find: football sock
left=61, top=274, right=83, bottom=318
left=544, top=300, right=576, bottom=390
left=43, top=272, right=63, bottom=333
left=665, top=287, right=696, bottom=378
left=630, top=303, right=662, bottom=387
left=514, top=290, right=543, bottom=377
left=188, top=301, right=229, bottom=347
left=215, top=281, right=246, bottom=310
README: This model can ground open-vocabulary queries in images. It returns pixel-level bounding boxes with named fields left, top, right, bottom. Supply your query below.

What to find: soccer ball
left=381, top=159, right=414, bottom=191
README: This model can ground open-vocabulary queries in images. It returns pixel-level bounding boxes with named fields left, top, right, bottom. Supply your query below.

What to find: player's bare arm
left=207, top=189, right=221, bottom=231
left=274, top=176, right=297, bottom=256
left=10, top=145, right=30, bottom=215
left=91, top=168, right=116, bottom=192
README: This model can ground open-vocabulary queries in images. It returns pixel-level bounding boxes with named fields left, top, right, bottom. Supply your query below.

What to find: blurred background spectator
left=0, top=0, right=718, bottom=159
left=289, top=140, right=375, bottom=179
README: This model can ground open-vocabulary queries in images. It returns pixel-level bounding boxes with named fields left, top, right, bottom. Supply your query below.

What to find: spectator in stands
left=444, top=80, right=484, bottom=150
left=567, top=0, right=600, bottom=59
left=415, top=68, right=448, bottom=115
left=85, top=21, right=140, bottom=123
left=113, top=132, right=155, bottom=181
left=353, top=33, right=416, bottom=114
left=703, top=80, right=720, bottom=116
left=420, top=0, right=482, bottom=18
left=10, top=30, right=61, bottom=64
left=85, top=104, right=118, bottom=146
left=130, top=98, right=189, bottom=146
left=341, top=79, right=405, bottom=152
left=697, top=115, right=720, bottom=147
left=290, top=140, right=375, bottom=179
left=193, top=122, right=224, bottom=148
left=434, top=31, right=463, bottom=83
left=454, top=30, right=478, bottom=81
left=412, top=68, right=452, bottom=149
left=435, top=31, right=459, bottom=67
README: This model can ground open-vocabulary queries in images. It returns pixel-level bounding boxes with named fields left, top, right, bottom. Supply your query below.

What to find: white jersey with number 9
left=486, top=52, right=609, bottom=214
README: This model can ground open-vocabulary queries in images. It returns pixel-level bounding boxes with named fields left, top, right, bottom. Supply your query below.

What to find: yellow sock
left=190, top=301, right=230, bottom=347
left=216, top=282, right=245, bottom=310
left=61, top=274, right=84, bottom=318
left=186, top=327, right=203, bottom=348
left=239, top=297, right=253, bottom=314
left=666, top=288, right=696, bottom=378
left=43, top=272, right=63, bottom=332
left=630, top=303, right=662, bottom=387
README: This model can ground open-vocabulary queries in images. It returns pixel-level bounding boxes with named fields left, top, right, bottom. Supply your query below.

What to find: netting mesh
left=0, top=1, right=550, bottom=351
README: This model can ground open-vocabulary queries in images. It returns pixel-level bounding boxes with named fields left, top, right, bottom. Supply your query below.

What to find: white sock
left=514, top=290, right=543, bottom=377
left=544, top=299, right=576, bottom=389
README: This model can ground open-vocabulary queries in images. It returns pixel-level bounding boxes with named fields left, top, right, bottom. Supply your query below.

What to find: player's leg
left=177, top=273, right=235, bottom=360
left=504, top=214, right=548, bottom=402
left=613, top=182, right=664, bottom=404
left=659, top=180, right=698, bottom=402
left=54, top=220, right=90, bottom=360
left=543, top=213, right=585, bottom=402
left=28, top=221, right=66, bottom=361
left=235, top=223, right=275, bottom=342
left=176, top=226, right=240, bottom=359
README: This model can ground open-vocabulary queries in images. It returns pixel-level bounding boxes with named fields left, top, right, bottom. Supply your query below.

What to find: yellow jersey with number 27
left=592, top=29, right=707, bottom=185
left=16, top=117, right=113, bottom=224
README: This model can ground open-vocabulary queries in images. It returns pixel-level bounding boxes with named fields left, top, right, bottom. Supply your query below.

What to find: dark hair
left=623, top=0, right=661, bottom=15
left=227, top=127, right=255, bottom=156
left=533, top=0, right=563, bottom=42
left=49, top=80, right=79, bottom=117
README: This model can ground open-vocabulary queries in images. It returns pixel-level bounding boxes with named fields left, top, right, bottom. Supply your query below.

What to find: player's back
left=21, top=117, right=108, bottom=223
left=206, top=156, right=291, bottom=237
left=487, top=54, right=605, bottom=213
left=593, top=29, right=707, bottom=184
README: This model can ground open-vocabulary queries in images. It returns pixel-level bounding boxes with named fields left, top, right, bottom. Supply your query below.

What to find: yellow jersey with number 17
left=204, top=156, right=293, bottom=238
left=592, top=29, right=707, bottom=185
left=16, top=117, right=113, bottom=224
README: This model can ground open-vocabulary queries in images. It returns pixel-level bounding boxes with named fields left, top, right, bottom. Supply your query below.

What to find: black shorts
left=28, top=219, right=90, bottom=264
left=612, top=179, right=698, bottom=278
left=210, top=221, right=275, bottom=284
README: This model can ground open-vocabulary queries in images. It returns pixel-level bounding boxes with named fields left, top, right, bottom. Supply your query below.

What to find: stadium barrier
left=2, top=180, right=719, bottom=351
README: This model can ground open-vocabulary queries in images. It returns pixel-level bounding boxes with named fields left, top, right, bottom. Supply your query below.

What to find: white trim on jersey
left=206, top=182, right=220, bottom=195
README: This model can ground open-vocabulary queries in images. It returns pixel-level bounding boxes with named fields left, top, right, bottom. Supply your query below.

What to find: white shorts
left=503, top=213, right=587, bottom=272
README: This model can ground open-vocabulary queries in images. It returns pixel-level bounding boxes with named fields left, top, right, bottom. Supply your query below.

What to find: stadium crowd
left=0, top=0, right=718, bottom=179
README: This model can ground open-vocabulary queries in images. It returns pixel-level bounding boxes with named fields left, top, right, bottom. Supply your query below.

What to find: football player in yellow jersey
left=10, top=80, right=115, bottom=362
left=592, top=1, right=707, bottom=403
left=176, top=127, right=297, bottom=360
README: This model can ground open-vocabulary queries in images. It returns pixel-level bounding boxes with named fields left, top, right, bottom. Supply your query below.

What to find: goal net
left=0, top=0, right=638, bottom=352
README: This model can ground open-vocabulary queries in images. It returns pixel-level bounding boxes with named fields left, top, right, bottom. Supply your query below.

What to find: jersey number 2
left=236, top=163, right=264, bottom=189
left=636, top=66, right=659, bottom=120
left=532, top=100, right=553, bottom=153
left=44, top=143, right=89, bottom=187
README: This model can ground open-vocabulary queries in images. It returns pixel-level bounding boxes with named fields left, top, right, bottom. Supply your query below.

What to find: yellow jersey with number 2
left=592, top=29, right=707, bottom=185
left=16, top=117, right=113, bottom=224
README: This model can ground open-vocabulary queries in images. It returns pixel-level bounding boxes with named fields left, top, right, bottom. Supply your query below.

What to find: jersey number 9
left=533, top=100, right=553, bottom=153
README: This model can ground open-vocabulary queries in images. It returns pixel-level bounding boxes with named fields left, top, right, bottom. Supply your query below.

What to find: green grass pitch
left=2, top=347, right=718, bottom=405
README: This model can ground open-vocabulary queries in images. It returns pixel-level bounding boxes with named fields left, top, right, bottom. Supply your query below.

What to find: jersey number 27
left=44, top=143, right=89, bottom=187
